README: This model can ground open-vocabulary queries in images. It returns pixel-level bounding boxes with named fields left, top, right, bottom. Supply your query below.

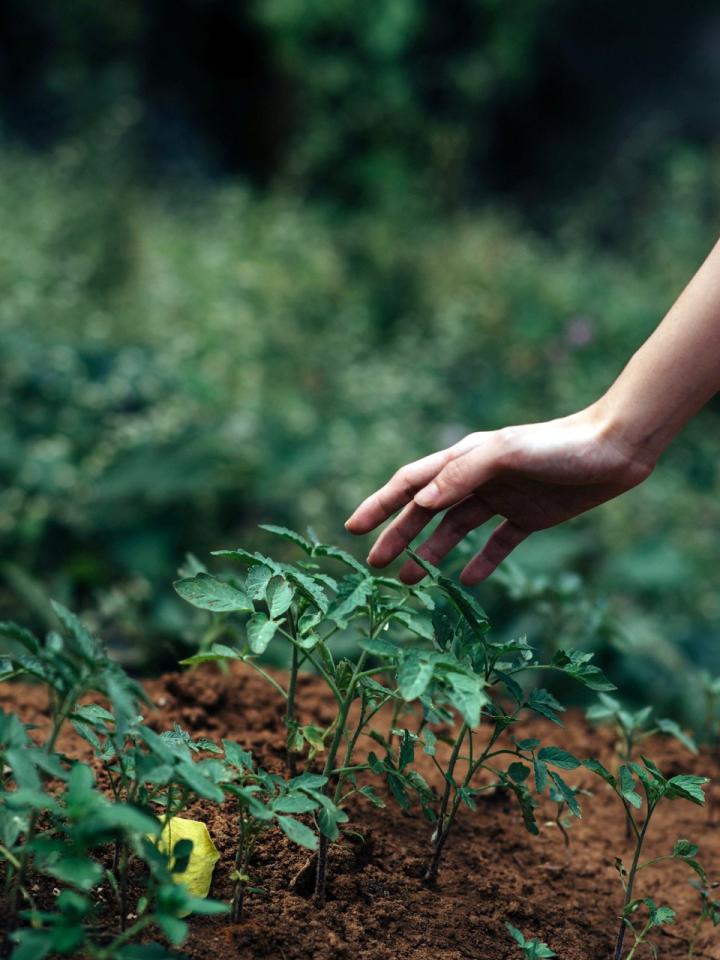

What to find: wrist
left=583, top=396, right=660, bottom=483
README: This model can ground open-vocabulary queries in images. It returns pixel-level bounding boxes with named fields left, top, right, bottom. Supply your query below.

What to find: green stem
left=98, top=915, right=154, bottom=957
left=314, top=648, right=370, bottom=903
left=625, top=918, right=652, bottom=960
left=286, top=627, right=300, bottom=778
left=614, top=809, right=653, bottom=960
left=424, top=722, right=469, bottom=885
left=244, top=659, right=288, bottom=700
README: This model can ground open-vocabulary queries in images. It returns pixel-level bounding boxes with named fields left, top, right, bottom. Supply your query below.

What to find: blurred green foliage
left=1, top=1, right=720, bottom=720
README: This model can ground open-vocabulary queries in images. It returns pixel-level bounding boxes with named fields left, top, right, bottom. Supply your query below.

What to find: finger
left=367, top=501, right=436, bottom=568
left=345, top=449, right=452, bottom=534
left=397, top=497, right=495, bottom=584
left=414, top=439, right=503, bottom=512
left=459, top=520, right=529, bottom=585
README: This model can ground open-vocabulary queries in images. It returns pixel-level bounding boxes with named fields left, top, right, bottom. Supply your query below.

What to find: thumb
left=413, top=442, right=500, bottom=511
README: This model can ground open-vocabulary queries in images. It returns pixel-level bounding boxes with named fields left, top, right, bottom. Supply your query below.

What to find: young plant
left=0, top=603, right=146, bottom=935
left=505, top=922, right=556, bottom=958
left=586, top=692, right=697, bottom=761
left=686, top=874, right=720, bottom=958
left=218, top=741, right=343, bottom=920
left=621, top=899, right=675, bottom=960
left=5, top=759, right=227, bottom=960
left=174, top=526, right=442, bottom=903
left=584, top=755, right=709, bottom=960
left=395, top=551, right=614, bottom=885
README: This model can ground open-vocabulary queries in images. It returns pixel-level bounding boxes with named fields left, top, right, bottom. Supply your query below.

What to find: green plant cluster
left=0, top=529, right=715, bottom=957
left=2, top=139, right=720, bottom=723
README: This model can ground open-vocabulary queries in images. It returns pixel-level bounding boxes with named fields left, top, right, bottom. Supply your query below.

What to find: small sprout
left=505, top=922, right=556, bottom=958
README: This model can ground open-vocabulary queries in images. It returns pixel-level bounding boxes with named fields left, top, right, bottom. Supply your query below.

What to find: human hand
left=345, top=406, right=654, bottom=585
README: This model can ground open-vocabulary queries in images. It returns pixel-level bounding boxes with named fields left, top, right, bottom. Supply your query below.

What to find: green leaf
left=551, top=649, right=616, bottom=691
left=311, top=543, right=367, bottom=574
left=397, top=653, right=436, bottom=701
left=10, top=930, right=55, bottom=960
left=548, top=772, right=581, bottom=818
left=446, top=670, right=487, bottom=728
left=259, top=524, right=313, bottom=553
left=50, top=601, right=97, bottom=660
left=656, top=718, right=698, bottom=755
left=211, top=548, right=282, bottom=575
left=536, top=747, right=580, bottom=770
left=266, top=577, right=294, bottom=619
left=272, top=795, right=318, bottom=814
left=326, top=576, right=373, bottom=625
left=180, top=644, right=242, bottom=666
left=245, top=564, right=274, bottom=601
left=504, top=776, right=539, bottom=835
left=284, top=569, right=329, bottom=613
left=277, top=815, right=318, bottom=850
left=584, top=757, right=617, bottom=789
left=390, top=609, right=435, bottom=641
left=665, top=775, right=709, bottom=806
left=0, top=622, right=40, bottom=654
left=533, top=758, right=548, bottom=794
left=173, top=574, right=253, bottom=613
left=619, top=765, right=642, bottom=809
left=526, top=689, right=565, bottom=726
left=359, top=636, right=401, bottom=657
left=672, top=838, right=699, bottom=858
left=246, top=614, right=279, bottom=654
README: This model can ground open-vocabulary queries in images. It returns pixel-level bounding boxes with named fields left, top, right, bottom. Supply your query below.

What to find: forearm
left=593, top=238, right=720, bottom=465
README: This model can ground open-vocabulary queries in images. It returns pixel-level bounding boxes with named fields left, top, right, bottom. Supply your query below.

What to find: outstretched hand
left=345, top=407, right=654, bottom=585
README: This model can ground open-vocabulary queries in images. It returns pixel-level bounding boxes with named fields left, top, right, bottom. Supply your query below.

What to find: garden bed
left=2, top=664, right=718, bottom=960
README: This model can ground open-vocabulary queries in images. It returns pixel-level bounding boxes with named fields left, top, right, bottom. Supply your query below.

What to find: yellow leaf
left=153, top=816, right=221, bottom=913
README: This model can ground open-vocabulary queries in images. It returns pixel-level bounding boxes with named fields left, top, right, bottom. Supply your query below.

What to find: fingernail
left=414, top=482, right=439, bottom=508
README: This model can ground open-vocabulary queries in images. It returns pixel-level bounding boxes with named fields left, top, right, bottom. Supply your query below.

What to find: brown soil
left=2, top=666, right=720, bottom=960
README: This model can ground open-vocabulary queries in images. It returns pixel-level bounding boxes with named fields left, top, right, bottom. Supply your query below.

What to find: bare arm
left=345, top=238, right=720, bottom=584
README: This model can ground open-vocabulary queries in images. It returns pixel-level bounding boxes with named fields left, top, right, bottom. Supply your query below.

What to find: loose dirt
left=2, top=665, right=719, bottom=959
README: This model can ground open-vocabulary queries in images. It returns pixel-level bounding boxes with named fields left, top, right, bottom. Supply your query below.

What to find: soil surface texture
left=2, top=665, right=719, bottom=960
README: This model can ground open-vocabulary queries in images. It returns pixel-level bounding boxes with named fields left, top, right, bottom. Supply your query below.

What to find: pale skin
left=346, top=238, right=720, bottom=584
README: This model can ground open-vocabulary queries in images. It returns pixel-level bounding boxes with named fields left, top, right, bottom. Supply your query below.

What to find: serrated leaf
left=259, top=524, right=313, bottom=553
left=537, top=746, right=580, bottom=770
left=526, top=689, right=565, bottom=726
left=266, top=577, right=294, bottom=619
left=245, top=564, right=273, bottom=600
left=390, top=609, right=435, bottom=640
left=246, top=614, right=279, bottom=654
left=446, top=670, right=487, bottom=728
left=311, top=543, right=367, bottom=574
left=665, top=775, right=709, bottom=806
left=584, top=757, right=616, bottom=789
left=397, top=653, right=436, bottom=701
left=359, top=636, right=401, bottom=657
left=548, top=771, right=581, bottom=817
left=551, top=649, right=616, bottom=691
left=174, top=574, right=253, bottom=614
left=284, top=569, right=329, bottom=613
left=619, top=765, right=642, bottom=809
left=656, top=718, right=698, bottom=755
left=277, top=816, right=318, bottom=850
left=180, top=644, right=242, bottom=666
left=326, top=576, right=373, bottom=624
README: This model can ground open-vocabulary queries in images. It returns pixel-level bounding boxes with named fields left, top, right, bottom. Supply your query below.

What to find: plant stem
left=286, top=638, right=299, bottom=777
left=244, top=660, right=288, bottom=700
left=614, top=810, right=653, bottom=960
left=424, top=722, right=468, bottom=885
left=625, top=918, right=652, bottom=960
left=314, top=649, right=370, bottom=904
left=231, top=810, right=252, bottom=922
